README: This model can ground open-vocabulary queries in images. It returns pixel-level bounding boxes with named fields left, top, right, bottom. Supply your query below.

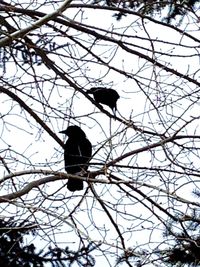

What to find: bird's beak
left=59, top=130, right=66, bottom=134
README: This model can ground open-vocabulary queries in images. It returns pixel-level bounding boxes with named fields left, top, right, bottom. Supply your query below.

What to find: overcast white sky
left=0, top=1, right=200, bottom=266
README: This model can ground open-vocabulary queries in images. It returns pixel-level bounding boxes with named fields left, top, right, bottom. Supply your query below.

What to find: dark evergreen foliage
left=96, top=0, right=200, bottom=23
left=0, top=218, right=97, bottom=267
left=163, top=222, right=200, bottom=266
left=116, top=213, right=200, bottom=266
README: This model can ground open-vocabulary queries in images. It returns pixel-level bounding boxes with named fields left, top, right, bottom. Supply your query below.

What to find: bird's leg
left=108, top=117, right=114, bottom=160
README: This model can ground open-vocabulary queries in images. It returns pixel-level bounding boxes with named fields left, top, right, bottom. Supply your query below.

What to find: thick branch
left=0, top=0, right=73, bottom=46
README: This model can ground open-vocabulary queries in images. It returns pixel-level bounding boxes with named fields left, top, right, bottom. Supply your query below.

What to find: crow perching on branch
left=87, top=87, right=120, bottom=116
left=60, top=126, right=92, bottom=192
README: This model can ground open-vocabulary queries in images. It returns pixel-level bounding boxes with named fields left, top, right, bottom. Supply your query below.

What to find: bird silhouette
left=60, top=126, right=92, bottom=192
left=87, top=87, right=120, bottom=116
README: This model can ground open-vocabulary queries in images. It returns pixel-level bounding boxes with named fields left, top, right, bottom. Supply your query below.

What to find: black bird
left=87, top=87, right=120, bottom=116
left=60, top=126, right=92, bottom=192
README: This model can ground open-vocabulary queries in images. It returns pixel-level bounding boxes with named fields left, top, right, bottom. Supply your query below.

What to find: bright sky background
left=0, top=1, right=200, bottom=266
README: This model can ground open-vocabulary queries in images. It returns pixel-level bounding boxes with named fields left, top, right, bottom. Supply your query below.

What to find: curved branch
left=0, top=171, right=91, bottom=203
left=0, top=4, right=199, bottom=44
left=106, top=134, right=200, bottom=167
left=0, top=4, right=199, bottom=90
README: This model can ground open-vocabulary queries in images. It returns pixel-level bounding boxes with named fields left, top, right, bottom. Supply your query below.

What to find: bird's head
left=86, top=87, right=99, bottom=95
left=59, top=125, right=86, bottom=138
